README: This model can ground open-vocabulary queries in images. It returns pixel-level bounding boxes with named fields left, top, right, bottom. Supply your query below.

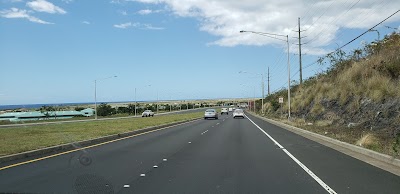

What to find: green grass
left=0, top=112, right=203, bottom=156
left=0, top=110, right=191, bottom=125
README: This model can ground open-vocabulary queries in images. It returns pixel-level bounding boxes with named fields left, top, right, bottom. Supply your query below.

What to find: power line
left=303, top=0, right=363, bottom=45
left=302, top=0, right=336, bottom=31
left=297, top=8, right=400, bottom=76
left=330, top=9, right=399, bottom=54
left=331, top=0, right=388, bottom=45
left=270, top=8, right=400, bottom=95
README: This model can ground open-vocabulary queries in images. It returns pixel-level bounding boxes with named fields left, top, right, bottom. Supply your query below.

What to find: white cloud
left=62, top=0, right=74, bottom=3
left=26, top=0, right=66, bottom=14
left=130, top=0, right=400, bottom=55
left=114, top=22, right=136, bottom=29
left=82, top=21, right=90, bottom=25
left=113, top=21, right=164, bottom=30
left=137, top=9, right=163, bottom=15
left=143, top=23, right=164, bottom=30
left=0, top=7, right=53, bottom=24
left=137, top=9, right=152, bottom=15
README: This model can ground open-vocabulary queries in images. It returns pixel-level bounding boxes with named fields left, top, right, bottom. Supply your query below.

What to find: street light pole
left=261, top=73, right=264, bottom=114
left=240, top=30, right=291, bottom=119
left=157, top=90, right=159, bottom=114
left=134, top=87, right=137, bottom=117
left=239, top=71, right=264, bottom=114
left=94, top=80, right=97, bottom=120
left=253, top=86, right=256, bottom=112
left=368, top=29, right=380, bottom=40
left=170, top=95, right=172, bottom=112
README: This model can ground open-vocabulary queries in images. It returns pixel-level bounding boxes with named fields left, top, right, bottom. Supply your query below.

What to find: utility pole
left=298, top=17, right=303, bottom=86
left=267, top=67, right=270, bottom=96
left=261, top=74, right=264, bottom=114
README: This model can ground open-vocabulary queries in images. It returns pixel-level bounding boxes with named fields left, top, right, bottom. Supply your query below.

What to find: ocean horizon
left=0, top=99, right=212, bottom=110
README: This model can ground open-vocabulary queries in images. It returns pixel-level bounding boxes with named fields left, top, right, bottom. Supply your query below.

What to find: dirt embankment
left=261, top=32, right=400, bottom=157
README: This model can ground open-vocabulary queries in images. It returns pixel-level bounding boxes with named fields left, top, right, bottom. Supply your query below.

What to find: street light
left=239, top=71, right=264, bottom=114
left=135, top=84, right=151, bottom=117
left=240, top=83, right=256, bottom=112
left=94, top=75, right=117, bottom=120
left=368, top=29, right=380, bottom=40
left=240, top=30, right=291, bottom=118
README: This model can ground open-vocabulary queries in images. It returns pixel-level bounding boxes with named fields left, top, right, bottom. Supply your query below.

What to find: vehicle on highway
left=233, top=109, right=245, bottom=119
left=142, top=110, right=155, bottom=117
left=228, top=107, right=233, bottom=112
left=221, top=108, right=229, bottom=115
left=204, top=109, right=218, bottom=119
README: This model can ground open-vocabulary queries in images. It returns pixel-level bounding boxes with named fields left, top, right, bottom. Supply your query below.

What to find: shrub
left=97, top=103, right=115, bottom=116
left=74, top=107, right=85, bottom=111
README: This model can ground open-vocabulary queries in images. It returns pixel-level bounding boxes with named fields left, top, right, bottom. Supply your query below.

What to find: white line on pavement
left=245, top=114, right=337, bottom=194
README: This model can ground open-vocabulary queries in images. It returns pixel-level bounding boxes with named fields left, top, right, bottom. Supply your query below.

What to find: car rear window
left=205, top=109, right=215, bottom=112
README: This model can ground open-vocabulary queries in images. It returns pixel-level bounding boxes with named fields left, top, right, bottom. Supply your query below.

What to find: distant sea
left=0, top=99, right=202, bottom=110
left=0, top=101, right=136, bottom=110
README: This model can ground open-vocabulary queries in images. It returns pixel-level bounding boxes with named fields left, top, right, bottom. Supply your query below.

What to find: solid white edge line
left=245, top=114, right=337, bottom=194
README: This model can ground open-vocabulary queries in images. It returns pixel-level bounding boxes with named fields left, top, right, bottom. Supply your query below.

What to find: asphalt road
left=0, top=112, right=399, bottom=193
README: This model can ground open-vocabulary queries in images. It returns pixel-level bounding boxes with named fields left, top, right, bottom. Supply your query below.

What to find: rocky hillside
left=262, top=32, right=400, bottom=156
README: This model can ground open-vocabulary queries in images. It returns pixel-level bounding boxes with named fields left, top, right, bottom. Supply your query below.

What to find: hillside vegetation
left=262, top=32, right=400, bottom=156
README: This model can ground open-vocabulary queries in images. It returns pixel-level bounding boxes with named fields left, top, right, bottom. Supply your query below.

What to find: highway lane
left=0, top=111, right=399, bottom=193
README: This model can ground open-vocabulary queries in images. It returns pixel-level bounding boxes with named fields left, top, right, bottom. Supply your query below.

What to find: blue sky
left=1, top=0, right=399, bottom=105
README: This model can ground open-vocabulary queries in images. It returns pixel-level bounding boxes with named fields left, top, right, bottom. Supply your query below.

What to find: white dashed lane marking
left=201, top=130, right=209, bottom=135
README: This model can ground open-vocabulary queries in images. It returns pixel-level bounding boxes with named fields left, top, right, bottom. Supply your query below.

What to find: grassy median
left=0, top=112, right=203, bottom=157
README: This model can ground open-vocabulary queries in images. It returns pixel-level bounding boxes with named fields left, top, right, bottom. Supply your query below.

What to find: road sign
left=279, top=97, right=284, bottom=104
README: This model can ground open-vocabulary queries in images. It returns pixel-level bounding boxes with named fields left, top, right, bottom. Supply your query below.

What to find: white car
left=221, top=108, right=229, bottom=115
left=233, top=109, right=245, bottom=119
left=204, top=109, right=218, bottom=120
left=142, top=110, right=154, bottom=117
left=228, top=108, right=233, bottom=112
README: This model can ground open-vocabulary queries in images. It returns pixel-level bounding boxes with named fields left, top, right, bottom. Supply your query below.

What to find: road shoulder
left=247, top=111, right=400, bottom=176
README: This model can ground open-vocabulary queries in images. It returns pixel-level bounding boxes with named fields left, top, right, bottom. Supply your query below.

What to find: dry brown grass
left=311, top=103, right=325, bottom=115
left=290, top=43, right=400, bottom=113
left=267, top=33, right=400, bottom=156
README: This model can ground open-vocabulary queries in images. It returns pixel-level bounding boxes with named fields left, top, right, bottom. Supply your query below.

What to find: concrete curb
left=247, top=112, right=400, bottom=176
left=0, top=118, right=201, bottom=164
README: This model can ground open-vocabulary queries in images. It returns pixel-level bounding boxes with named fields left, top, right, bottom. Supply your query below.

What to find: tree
left=97, top=103, right=114, bottom=116
left=127, top=104, right=135, bottom=115
left=39, top=105, right=55, bottom=120
left=117, top=107, right=128, bottom=114
left=75, top=107, right=85, bottom=111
